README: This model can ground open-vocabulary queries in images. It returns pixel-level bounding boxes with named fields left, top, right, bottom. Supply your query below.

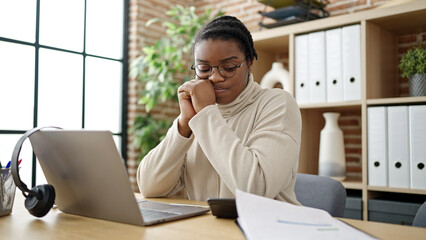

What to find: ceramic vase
left=260, top=62, right=291, bottom=93
left=318, top=112, right=346, bottom=180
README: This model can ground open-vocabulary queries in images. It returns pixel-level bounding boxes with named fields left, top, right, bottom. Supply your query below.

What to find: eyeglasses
left=191, top=61, right=245, bottom=79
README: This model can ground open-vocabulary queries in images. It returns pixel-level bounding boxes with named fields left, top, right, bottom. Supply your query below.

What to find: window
left=0, top=0, right=128, bottom=187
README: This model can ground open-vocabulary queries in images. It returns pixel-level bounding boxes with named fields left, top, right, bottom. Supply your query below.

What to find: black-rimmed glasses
left=190, top=61, right=245, bottom=79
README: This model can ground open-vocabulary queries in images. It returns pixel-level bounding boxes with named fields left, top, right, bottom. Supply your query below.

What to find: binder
left=308, top=31, right=326, bottom=103
left=409, top=105, right=426, bottom=189
left=387, top=106, right=410, bottom=188
left=295, top=34, right=310, bottom=104
left=325, top=28, right=343, bottom=102
left=342, top=25, right=361, bottom=101
left=367, top=107, right=388, bottom=187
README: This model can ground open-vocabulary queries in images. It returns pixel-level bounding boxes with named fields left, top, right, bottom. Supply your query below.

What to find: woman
left=137, top=16, right=301, bottom=204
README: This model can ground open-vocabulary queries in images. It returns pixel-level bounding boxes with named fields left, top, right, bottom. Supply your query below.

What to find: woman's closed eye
left=220, top=63, right=237, bottom=72
left=197, top=65, right=211, bottom=72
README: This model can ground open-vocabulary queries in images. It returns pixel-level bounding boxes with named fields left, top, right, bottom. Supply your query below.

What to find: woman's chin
left=216, top=96, right=234, bottom=105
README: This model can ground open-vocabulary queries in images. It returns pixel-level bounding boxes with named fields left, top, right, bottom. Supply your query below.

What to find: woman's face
left=194, top=39, right=252, bottom=104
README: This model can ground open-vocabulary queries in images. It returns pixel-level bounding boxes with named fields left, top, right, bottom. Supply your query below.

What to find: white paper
left=236, top=189, right=377, bottom=240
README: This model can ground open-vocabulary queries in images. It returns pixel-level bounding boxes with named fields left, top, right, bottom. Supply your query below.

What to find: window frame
left=0, top=0, right=129, bottom=187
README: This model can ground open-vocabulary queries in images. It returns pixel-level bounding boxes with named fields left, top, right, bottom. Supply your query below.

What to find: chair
left=294, top=173, right=347, bottom=217
left=413, top=201, right=426, bottom=228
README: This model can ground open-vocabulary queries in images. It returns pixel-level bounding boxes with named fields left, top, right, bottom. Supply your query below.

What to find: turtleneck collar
left=217, top=74, right=261, bottom=118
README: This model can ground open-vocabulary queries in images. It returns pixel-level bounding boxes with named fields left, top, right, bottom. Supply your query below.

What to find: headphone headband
left=11, top=126, right=62, bottom=198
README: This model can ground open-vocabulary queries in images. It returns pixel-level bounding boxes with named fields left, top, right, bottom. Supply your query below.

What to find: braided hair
left=193, top=15, right=258, bottom=62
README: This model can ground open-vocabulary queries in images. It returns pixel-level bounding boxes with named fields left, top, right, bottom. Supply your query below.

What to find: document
left=236, top=190, right=377, bottom=240
left=367, top=107, right=388, bottom=187
left=409, top=105, right=426, bottom=189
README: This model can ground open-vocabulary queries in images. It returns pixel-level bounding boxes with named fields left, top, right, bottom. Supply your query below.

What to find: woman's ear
left=247, top=60, right=254, bottom=72
left=247, top=60, right=254, bottom=82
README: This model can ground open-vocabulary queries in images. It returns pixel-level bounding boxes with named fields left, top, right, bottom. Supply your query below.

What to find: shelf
left=253, top=34, right=289, bottom=53
left=341, top=178, right=363, bottom=190
left=367, top=96, right=426, bottom=106
left=367, top=7, right=426, bottom=35
left=367, top=186, right=426, bottom=195
left=299, top=101, right=361, bottom=110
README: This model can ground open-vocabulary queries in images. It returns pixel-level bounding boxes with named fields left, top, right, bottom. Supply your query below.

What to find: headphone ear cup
left=25, top=184, right=56, bottom=217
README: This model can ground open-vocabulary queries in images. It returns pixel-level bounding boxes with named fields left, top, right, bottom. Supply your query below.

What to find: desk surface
left=1, top=193, right=426, bottom=240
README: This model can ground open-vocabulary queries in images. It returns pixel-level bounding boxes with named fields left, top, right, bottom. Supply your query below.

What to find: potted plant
left=130, top=5, right=223, bottom=160
left=398, top=46, right=426, bottom=96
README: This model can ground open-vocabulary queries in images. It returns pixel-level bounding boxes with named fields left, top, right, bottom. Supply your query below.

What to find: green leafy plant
left=130, top=5, right=223, bottom=160
left=399, top=46, right=426, bottom=78
left=130, top=115, right=170, bottom=158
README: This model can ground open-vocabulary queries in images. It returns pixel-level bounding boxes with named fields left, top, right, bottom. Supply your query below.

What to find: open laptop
left=28, top=129, right=209, bottom=226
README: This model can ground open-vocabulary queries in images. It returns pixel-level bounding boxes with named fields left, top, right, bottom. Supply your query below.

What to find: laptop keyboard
left=138, top=200, right=181, bottom=222
left=139, top=207, right=180, bottom=219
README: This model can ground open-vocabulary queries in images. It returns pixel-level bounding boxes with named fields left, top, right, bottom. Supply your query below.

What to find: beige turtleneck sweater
left=137, top=76, right=302, bottom=205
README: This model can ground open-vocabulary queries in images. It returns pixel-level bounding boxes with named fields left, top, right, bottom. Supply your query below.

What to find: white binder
left=409, top=105, right=426, bottom=190
left=342, top=25, right=361, bottom=101
left=387, top=106, right=410, bottom=188
left=367, top=107, right=388, bottom=187
left=308, top=31, right=326, bottom=103
left=295, top=34, right=310, bottom=104
left=325, top=28, right=343, bottom=102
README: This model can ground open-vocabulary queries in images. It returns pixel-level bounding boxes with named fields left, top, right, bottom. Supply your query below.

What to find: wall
left=127, top=0, right=417, bottom=190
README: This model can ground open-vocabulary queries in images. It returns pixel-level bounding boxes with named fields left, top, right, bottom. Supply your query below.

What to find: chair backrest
left=413, top=201, right=426, bottom=228
left=294, top=173, right=347, bottom=217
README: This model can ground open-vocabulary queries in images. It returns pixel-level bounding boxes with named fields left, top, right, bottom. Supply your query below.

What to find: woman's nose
left=208, top=67, right=225, bottom=82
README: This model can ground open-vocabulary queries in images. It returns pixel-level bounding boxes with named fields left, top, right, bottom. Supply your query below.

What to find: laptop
left=28, top=129, right=209, bottom=226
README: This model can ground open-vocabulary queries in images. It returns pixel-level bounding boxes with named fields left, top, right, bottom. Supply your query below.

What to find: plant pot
left=409, top=74, right=426, bottom=97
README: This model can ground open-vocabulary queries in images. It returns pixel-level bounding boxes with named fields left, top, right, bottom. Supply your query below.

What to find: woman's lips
left=214, top=86, right=227, bottom=95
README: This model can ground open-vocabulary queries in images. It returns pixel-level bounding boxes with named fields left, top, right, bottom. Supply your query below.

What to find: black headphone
left=11, top=126, right=62, bottom=217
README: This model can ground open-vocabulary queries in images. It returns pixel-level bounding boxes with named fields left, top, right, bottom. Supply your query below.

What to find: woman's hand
left=177, top=79, right=215, bottom=137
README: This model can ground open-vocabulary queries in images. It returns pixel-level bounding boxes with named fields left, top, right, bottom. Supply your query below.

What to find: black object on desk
left=207, top=198, right=238, bottom=219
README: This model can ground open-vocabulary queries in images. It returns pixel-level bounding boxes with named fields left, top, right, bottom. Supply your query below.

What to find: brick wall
left=340, top=112, right=362, bottom=179
left=128, top=0, right=186, bottom=190
left=190, top=0, right=273, bottom=32
left=127, top=0, right=411, bottom=190
left=326, top=0, right=388, bottom=15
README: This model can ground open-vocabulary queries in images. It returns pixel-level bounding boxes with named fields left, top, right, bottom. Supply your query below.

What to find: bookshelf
left=251, top=1, right=426, bottom=220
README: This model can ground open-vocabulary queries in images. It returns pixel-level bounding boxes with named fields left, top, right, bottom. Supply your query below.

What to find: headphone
left=11, top=126, right=62, bottom=217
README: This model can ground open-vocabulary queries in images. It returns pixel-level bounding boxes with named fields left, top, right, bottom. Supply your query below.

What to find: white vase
left=260, top=62, right=291, bottom=93
left=318, top=112, right=346, bottom=181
